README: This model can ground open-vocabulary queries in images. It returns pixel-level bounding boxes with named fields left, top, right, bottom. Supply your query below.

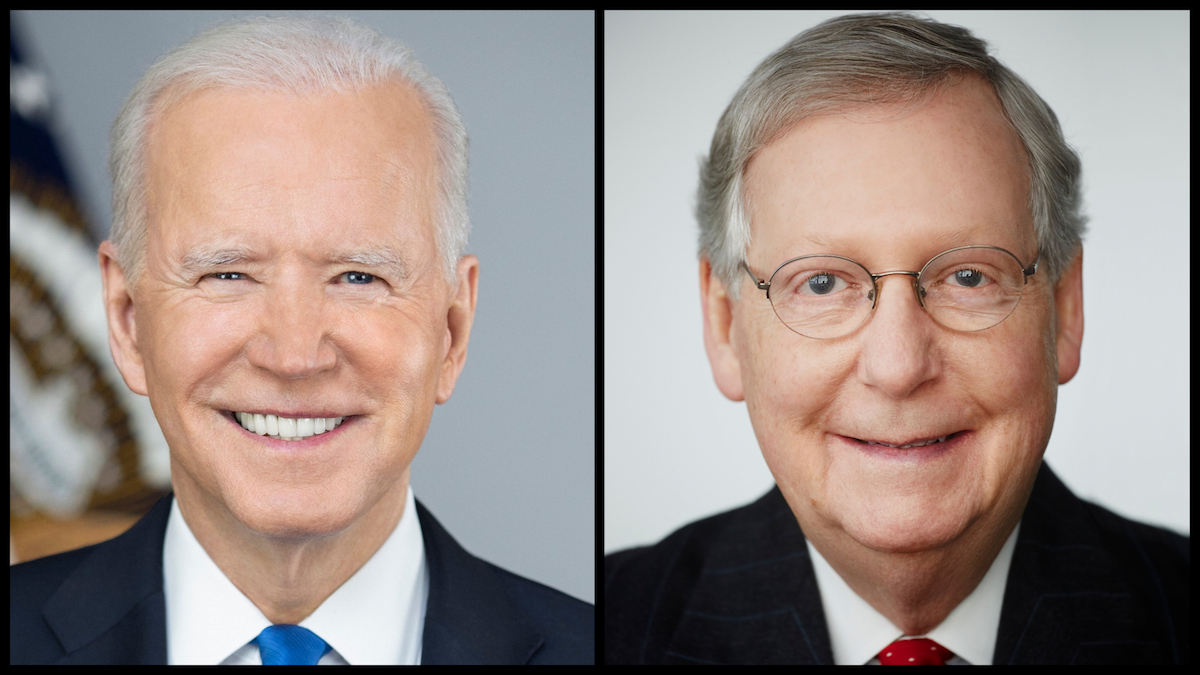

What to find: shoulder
left=9, top=495, right=173, bottom=665
left=1032, top=463, right=1188, bottom=612
left=1078, top=495, right=1190, bottom=655
left=11, top=539, right=107, bottom=600
left=10, top=543, right=105, bottom=663
left=413, top=498, right=593, bottom=664
left=604, top=491, right=776, bottom=664
left=604, top=503, right=738, bottom=597
left=482, top=561, right=594, bottom=664
left=1080, top=496, right=1189, bottom=578
left=1018, top=463, right=1190, bottom=663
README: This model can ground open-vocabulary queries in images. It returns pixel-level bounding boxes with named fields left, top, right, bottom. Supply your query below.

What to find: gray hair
left=109, top=14, right=469, bottom=291
left=697, top=11, right=1087, bottom=298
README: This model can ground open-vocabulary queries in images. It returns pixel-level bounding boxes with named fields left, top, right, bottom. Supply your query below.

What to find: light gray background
left=14, top=10, right=594, bottom=603
left=605, top=10, right=1189, bottom=554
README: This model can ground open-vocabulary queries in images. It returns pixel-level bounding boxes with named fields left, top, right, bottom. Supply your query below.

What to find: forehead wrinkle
left=768, top=220, right=1021, bottom=265
left=749, top=82, right=1034, bottom=267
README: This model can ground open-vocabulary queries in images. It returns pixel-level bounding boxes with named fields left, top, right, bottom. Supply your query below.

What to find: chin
left=229, top=483, right=367, bottom=540
left=836, top=494, right=976, bottom=555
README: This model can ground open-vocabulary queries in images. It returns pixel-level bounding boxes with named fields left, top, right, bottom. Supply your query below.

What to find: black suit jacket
left=11, top=493, right=593, bottom=664
left=605, top=461, right=1188, bottom=664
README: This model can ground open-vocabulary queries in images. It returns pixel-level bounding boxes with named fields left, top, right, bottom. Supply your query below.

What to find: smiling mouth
left=849, top=431, right=962, bottom=449
left=224, top=410, right=354, bottom=441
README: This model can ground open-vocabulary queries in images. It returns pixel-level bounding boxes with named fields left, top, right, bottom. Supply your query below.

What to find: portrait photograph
left=11, top=10, right=593, bottom=664
left=604, top=10, right=1188, bottom=665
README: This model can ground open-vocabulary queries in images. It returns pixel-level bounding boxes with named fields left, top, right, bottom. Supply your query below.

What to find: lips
left=847, top=431, right=962, bottom=449
left=839, top=430, right=970, bottom=462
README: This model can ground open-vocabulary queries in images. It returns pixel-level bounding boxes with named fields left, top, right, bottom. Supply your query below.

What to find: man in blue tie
left=11, top=15, right=592, bottom=665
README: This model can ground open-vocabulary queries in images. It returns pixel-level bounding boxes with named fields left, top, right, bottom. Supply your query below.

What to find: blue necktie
left=254, top=624, right=333, bottom=665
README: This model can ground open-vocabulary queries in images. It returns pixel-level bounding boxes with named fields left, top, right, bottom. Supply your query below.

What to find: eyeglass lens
left=767, top=247, right=1027, bottom=339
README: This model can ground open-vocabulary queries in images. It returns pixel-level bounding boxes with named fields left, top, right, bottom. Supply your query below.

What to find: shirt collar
left=164, top=484, right=428, bottom=665
left=807, top=520, right=1020, bottom=665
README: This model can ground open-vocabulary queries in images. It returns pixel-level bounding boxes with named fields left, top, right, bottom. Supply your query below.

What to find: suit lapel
left=663, top=488, right=834, bottom=665
left=42, top=493, right=173, bottom=665
left=994, top=463, right=1172, bottom=664
left=415, top=499, right=544, bottom=664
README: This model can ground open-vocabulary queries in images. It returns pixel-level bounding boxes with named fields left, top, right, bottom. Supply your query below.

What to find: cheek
left=737, top=305, right=853, bottom=421
left=975, top=302, right=1059, bottom=410
left=139, top=302, right=246, bottom=397
left=351, top=308, right=445, bottom=400
left=986, top=322, right=1059, bottom=440
left=744, top=344, right=829, bottom=423
left=738, top=323, right=854, bottom=480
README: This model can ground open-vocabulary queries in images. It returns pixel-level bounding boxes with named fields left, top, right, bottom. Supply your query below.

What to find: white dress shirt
left=808, top=520, right=1021, bottom=665
left=163, top=484, right=429, bottom=665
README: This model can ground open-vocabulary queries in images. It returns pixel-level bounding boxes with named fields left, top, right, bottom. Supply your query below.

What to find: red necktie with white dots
left=877, top=637, right=954, bottom=665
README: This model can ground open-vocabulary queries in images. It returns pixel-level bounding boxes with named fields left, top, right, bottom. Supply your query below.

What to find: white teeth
left=234, top=412, right=346, bottom=440
left=277, top=416, right=296, bottom=437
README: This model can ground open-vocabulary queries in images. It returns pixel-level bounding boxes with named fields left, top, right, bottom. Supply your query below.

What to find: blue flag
left=10, top=15, right=170, bottom=563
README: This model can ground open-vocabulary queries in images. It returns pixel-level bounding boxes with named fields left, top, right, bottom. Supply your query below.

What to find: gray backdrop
left=605, top=10, right=1189, bottom=553
left=14, top=10, right=594, bottom=603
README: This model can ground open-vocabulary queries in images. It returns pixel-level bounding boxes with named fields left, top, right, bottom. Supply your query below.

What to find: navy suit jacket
left=11, top=493, right=593, bottom=664
left=605, top=462, right=1188, bottom=664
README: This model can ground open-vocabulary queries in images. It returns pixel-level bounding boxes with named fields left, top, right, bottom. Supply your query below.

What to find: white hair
left=109, top=14, right=469, bottom=291
left=697, top=11, right=1087, bottom=298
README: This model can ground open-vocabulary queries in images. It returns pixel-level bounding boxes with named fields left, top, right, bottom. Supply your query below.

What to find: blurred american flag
left=10, top=14, right=170, bottom=564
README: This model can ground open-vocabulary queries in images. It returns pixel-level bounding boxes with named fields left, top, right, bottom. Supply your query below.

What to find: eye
left=943, top=267, right=993, bottom=289
left=340, top=271, right=376, bottom=285
left=797, top=271, right=849, bottom=296
left=207, top=272, right=249, bottom=281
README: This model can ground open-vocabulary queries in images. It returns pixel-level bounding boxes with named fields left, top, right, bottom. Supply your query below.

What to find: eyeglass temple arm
left=741, top=261, right=770, bottom=291
left=1022, top=252, right=1040, bottom=281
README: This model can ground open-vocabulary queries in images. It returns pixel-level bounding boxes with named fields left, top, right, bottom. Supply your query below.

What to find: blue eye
left=209, top=272, right=247, bottom=281
left=342, top=271, right=376, bottom=285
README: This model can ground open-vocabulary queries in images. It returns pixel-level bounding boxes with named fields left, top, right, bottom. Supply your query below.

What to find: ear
left=700, top=257, right=745, bottom=401
left=436, top=254, right=479, bottom=404
left=1053, top=248, right=1084, bottom=385
left=98, top=240, right=149, bottom=396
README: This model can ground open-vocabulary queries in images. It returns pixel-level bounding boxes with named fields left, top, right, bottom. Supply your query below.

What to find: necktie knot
left=254, top=624, right=333, bottom=666
left=878, top=637, right=954, bottom=665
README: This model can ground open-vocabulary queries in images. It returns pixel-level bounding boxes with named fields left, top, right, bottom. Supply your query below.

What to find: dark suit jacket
left=11, top=493, right=593, bottom=664
left=605, top=461, right=1188, bottom=664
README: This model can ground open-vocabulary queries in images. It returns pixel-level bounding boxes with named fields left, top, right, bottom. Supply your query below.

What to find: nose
left=247, top=277, right=338, bottom=379
left=857, top=273, right=940, bottom=398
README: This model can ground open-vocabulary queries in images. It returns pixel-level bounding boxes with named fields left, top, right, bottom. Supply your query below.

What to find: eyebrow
left=178, top=244, right=410, bottom=279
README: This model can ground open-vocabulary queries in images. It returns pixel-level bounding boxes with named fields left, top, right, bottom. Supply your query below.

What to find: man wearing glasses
left=604, top=12, right=1187, bottom=665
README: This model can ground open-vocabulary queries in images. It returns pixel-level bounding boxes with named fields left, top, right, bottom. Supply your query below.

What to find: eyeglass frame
left=740, top=244, right=1040, bottom=339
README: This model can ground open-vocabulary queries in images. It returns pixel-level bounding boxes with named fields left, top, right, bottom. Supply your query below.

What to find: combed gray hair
left=698, top=11, right=1087, bottom=298
left=109, top=14, right=469, bottom=291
